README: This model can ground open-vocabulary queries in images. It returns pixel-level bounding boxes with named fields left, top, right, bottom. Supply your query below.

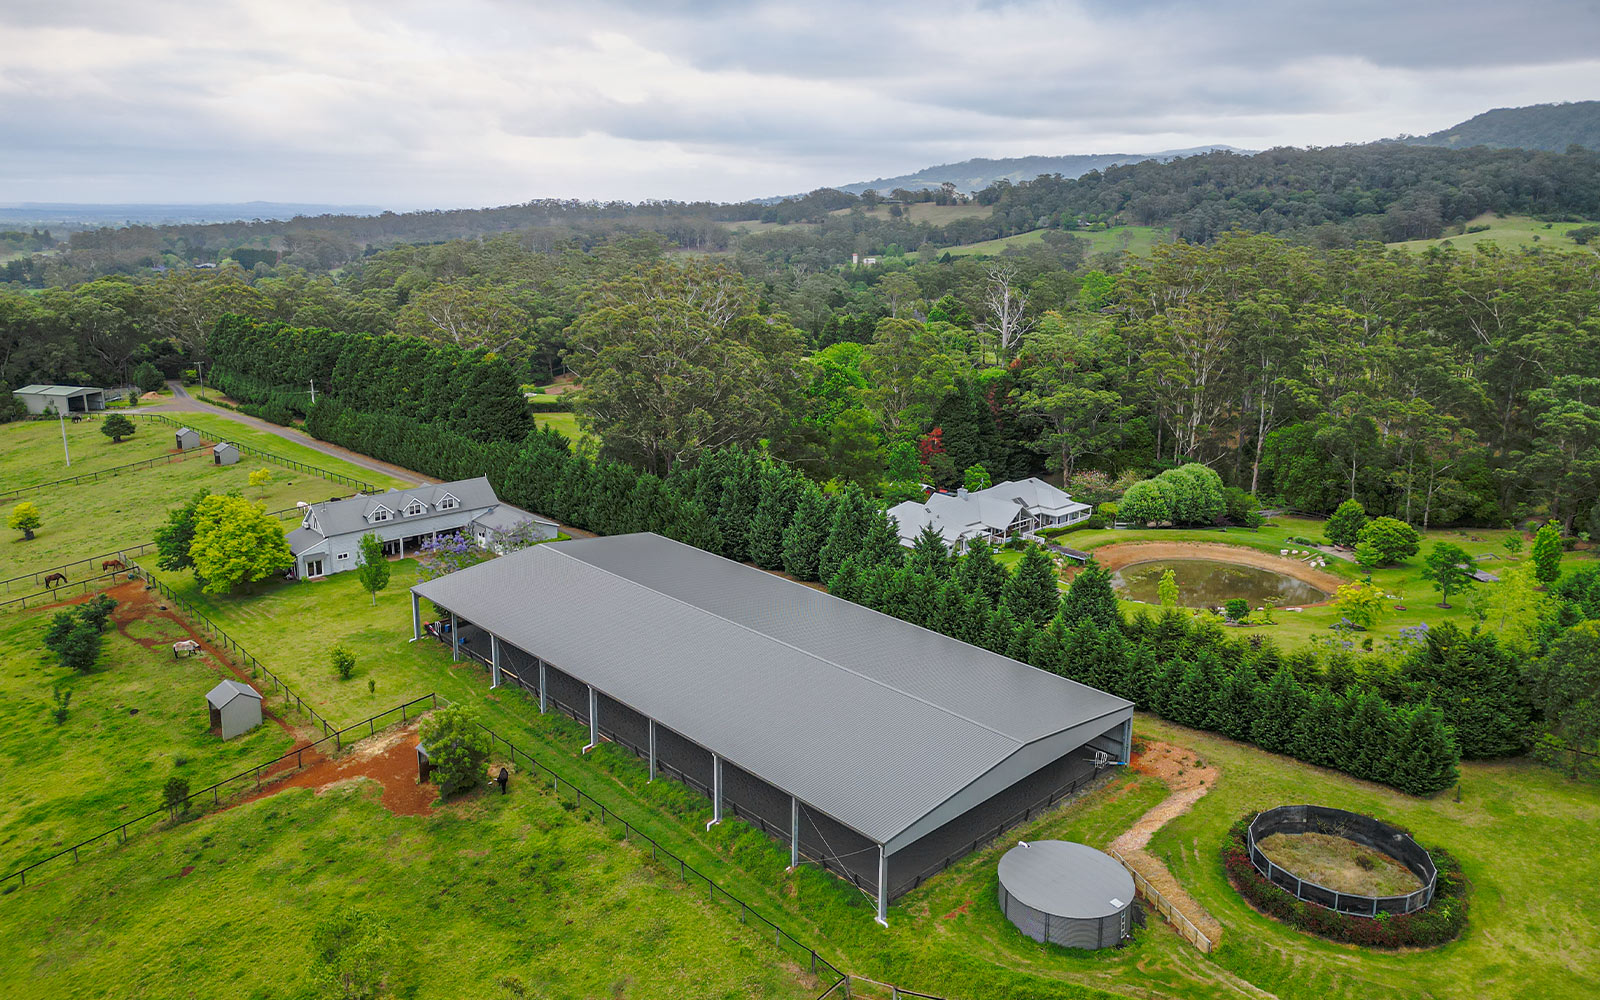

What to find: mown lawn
left=1, top=453, right=357, bottom=581
left=131, top=409, right=414, bottom=490
left=0, top=774, right=820, bottom=999
left=0, top=602, right=294, bottom=870
left=1138, top=716, right=1600, bottom=1000
left=1, top=416, right=185, bottom=489
left=1390, top=213, right=1600, bottom=254
left=137, top=559, right=1597, bottom=999
left=1058, top=516, right=1596, bottom=650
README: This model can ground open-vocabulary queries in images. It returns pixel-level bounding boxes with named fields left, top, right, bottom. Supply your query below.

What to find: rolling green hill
left=1405, top=100, right=1600, bottom=152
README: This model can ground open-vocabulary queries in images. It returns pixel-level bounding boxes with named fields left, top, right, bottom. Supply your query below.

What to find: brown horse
left=43, top=572, right=68, bottom=588
left=102, top=559, right=125, bottom=572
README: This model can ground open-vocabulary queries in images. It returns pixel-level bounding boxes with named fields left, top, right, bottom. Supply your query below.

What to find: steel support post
left=706, top=753, right=723, bottom=829
left=789, top=796, right=800, bottom=869
left=449, top=611, right=459, bottom=661
left=410, top=592, right=421, bottom=642
left=490, top=633, right=501, bottom=688
left=648, top=719, right=657, bottom=781
left=876, top=846, right=889, bottom=927
left=539, top=659, right=547, bottom=713
left=584, top=685, right=598, bottom=751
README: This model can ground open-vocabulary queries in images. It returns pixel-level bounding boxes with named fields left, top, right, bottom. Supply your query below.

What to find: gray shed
left=10, top=384, right=106, bottom=415
left=212, top=441, right=240, bottom=466
left=205, top=679, right=263, bottom=739
left=998, top=840, right=1136, bottom=949
left=175, top=426, right=201, bottom=450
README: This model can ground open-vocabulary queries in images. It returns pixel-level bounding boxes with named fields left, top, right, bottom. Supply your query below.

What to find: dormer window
left=370, top=506, right=392, bottom=523
left=438, top=494, right=458, bottom=511
left=405, top=499, right=426, bottom=517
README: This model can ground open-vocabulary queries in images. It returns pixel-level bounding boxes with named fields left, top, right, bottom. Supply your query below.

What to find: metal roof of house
left=205, top=679, right=262, bottom=708
left=13, top=384, right=102, bottom=396
left=889, top=479, right=1091, bottom=546
left=412, top=533, right=1131, bottom=847
left=299, top=476, right=501, bottom=538
left=472, top=502, right=559, bottom=534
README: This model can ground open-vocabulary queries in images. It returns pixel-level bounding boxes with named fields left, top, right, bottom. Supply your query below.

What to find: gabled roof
left=412, top=533, right=1131, bottom=848
left=982, top=478, right=1089, bottom=514
left=472, top=502, right=558, bottom=534
left=205, top=679, right=262, bottom=708
left=13, top=384, right=102, bottom=396
left=302, top=477, right=501, bottom=538
left=212, top=441, right=237, bottom=453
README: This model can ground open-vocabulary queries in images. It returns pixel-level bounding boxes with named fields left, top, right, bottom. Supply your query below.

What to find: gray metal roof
left=205, top=679, right=262, bottom=708
left=305, top=476, right=501, bottom=539
left=412, top=533, right=1132, bottom=848
left=998, top=840, right=1133, bottom=919
left=472, top=502, right=558, bottom=534
left=13, top=384, right=102, bottom=396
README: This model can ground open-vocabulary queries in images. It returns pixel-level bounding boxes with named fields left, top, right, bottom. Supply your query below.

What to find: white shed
left=175, top=427, right=201, bottom=450
left=213, top=441, right=240, bottom=466
left=205, top=679, right=263, bottom=739
left=11, top=384, right=106, bottom=415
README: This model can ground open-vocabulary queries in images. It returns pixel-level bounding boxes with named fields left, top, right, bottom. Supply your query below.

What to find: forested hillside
left=1406, top=100, right=1600, bottom=152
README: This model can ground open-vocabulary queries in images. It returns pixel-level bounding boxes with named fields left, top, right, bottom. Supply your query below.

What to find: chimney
left=957, top=487, right=968, bottom=497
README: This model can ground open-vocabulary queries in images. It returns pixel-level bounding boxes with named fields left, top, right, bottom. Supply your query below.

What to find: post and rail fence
left=0, top=446, right=216, bottom=500
left=1, top=694, right=437, bottom=891
left=1107, top=847, right=1215, bottom=953
left=128, top=412, right=380, bottom=493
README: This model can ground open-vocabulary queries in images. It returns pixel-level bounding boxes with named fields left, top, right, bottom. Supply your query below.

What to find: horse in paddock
left=43, top=572, right=68, bottom=588
left=102, top=559, right=126, bottom=572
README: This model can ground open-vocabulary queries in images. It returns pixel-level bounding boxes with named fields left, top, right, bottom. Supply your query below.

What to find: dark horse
left=43, top=572, right=68, bottom=588
left=102, top=559, right=125, bottom=572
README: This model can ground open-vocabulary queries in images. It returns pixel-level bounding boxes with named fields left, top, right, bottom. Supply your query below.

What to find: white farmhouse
left=887, top=478, right=1093, bottom=553
left=287, top=476, right=558, bottom=579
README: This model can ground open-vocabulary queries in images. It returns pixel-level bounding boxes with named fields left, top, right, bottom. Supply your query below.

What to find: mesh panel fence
left=1246, top=804, right=1436, bottom=916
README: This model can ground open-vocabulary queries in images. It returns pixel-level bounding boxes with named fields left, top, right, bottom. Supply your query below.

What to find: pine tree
left=1060, top=558, right=1121, bottom=631
left=1169, top=653, right=1223, bottom=729
left=818, top=484, right=876, bottom=584
left=1211, top=660, right=1259, bottom=740
left=1325, top=497, right=1369, bottom=547
left=902, top=568, right=944, bottom=628
left=1342, top=690, right=1394, bottom=781
left=781, top=486, right=833, bottom=581
left=983, top=603, right=1021, bottom=655
left=1396, top=622, right=1529, bottom=758
left=957, top=539, right=1008, bottom=608
left=749, top=469, right=800, bottom=569
left=827, top=555, right=865, bottom=602
left=859, top=513, right=906, bottom=569
left=1118, top=643, right=1156, bottom=706
left=714, top=453, right=763, bottom=562
left=908, top=524, right=952, bottom=577
left=954, top=590, right=992, bottom=646
left=1290, top=686, right=1340, bottom=767
left=1006, top=619, right=1036, bottom=662
left=1383, top=700, right=1461, bottom=795
left=1250, top=666, right=1306, bottom=754
left=1002, top=545, right=1062, bottom=626
left=1143, top=656, right=1186, bottom=719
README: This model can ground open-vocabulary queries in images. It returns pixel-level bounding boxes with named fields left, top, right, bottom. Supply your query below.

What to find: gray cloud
left=0, top=0, right=1595, bottom=206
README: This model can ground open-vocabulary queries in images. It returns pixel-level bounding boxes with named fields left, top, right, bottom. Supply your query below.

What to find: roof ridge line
left=546, top=538, right=1024, bottom=746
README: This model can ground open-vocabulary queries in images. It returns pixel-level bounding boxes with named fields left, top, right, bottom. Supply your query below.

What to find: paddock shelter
left=411, top=533, right=1134, bottom=924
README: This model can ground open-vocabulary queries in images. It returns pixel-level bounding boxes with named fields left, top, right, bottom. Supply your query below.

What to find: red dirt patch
left=48, top=580, right=301, bottom=740
left=233, top=722, right=435, bottom=817
left=942, top=901, right=973, bottom=920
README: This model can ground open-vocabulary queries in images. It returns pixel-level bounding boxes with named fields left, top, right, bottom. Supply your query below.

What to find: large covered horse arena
left=412, top=533, right=1134, bottom=923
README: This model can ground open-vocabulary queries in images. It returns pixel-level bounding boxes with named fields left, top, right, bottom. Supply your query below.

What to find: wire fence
left=129, top=412, right=380, bottom=493
left=1, top=694, right=437, bottom=890
left=0, top=569, right=135, bottom=611
left=1106, top=847, right=1215, bottom=953
left=0, top=446, right=215, bottom=500
left=138, top=565, right=338, bottom=736
left=0, top=542, right=158, bottom=595
left=467, top=713, right=850, bottom=998
left=1246, top=805, right=1436, bottom=917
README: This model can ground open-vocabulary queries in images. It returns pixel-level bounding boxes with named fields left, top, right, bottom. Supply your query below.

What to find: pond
left=1112, top=559, right=1329, bottom=608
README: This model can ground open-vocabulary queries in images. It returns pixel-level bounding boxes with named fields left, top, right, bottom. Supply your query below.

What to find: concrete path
left=149, top=382, right=432, bottom=487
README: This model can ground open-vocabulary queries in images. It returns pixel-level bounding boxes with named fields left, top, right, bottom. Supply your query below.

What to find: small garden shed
left=213, top=441, right=240, bottom=466
left=175, top=427, right=200, bottom=450
left=205, top=679, right=263, bottom=739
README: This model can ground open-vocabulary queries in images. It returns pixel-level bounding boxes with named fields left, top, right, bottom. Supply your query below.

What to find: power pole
left=309, top=379, right=316, bottom=405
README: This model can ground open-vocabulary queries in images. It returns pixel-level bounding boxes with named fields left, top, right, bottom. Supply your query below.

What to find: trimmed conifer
left=957, top=539, right=1008, bottom=608
left=1250, top=666, right=1306, bottom=754
left=1060, top=557, right=1121, bottom=630
left=781, top=486, right=833, bottom=581
left=1003, top=545, right=1062, bottom=627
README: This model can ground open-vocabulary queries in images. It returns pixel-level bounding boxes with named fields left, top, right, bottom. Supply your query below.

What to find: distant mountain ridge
left=0, top=201, right=388, bottom=230
left=1403, top=101, right=1600, bottom=152
left=829, top=145, right=1250, bottom=196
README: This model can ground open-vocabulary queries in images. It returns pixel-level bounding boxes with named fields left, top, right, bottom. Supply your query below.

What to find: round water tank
left=997, top=840, right=1135, bottom=950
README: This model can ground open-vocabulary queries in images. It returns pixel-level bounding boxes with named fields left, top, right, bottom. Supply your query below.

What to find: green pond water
left=1112, top=559, right=1329, bottom=608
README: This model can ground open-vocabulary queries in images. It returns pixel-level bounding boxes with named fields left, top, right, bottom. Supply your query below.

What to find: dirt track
left=1092, top=541, right=1345, bottom=597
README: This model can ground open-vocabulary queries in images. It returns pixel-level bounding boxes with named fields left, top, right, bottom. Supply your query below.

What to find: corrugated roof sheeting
left=413, top=533, right=1131, bottom=846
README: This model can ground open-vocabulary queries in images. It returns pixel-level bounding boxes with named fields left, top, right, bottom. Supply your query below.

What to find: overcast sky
left=2, top=0, right=1597, bottom=208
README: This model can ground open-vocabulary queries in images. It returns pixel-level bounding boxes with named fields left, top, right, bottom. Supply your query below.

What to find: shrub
left=1357, top=516, right=1421, bottom=565
left=1325, top=498, right=1368, bottom=547
left=163, top=777, right=191, bottom=812
left=1221, top=813, right=1468, bottom=949
left=417, top=704, right=491, bottom=796
left=100, top=413, right=136, bottom=442
left=331, top=645, right=356, bottom=681
left=1224, top=598, right=1249, bottom=622
left=51, top=686, right=71, bottom=725
left=8, top=501, right=42, bottom=540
